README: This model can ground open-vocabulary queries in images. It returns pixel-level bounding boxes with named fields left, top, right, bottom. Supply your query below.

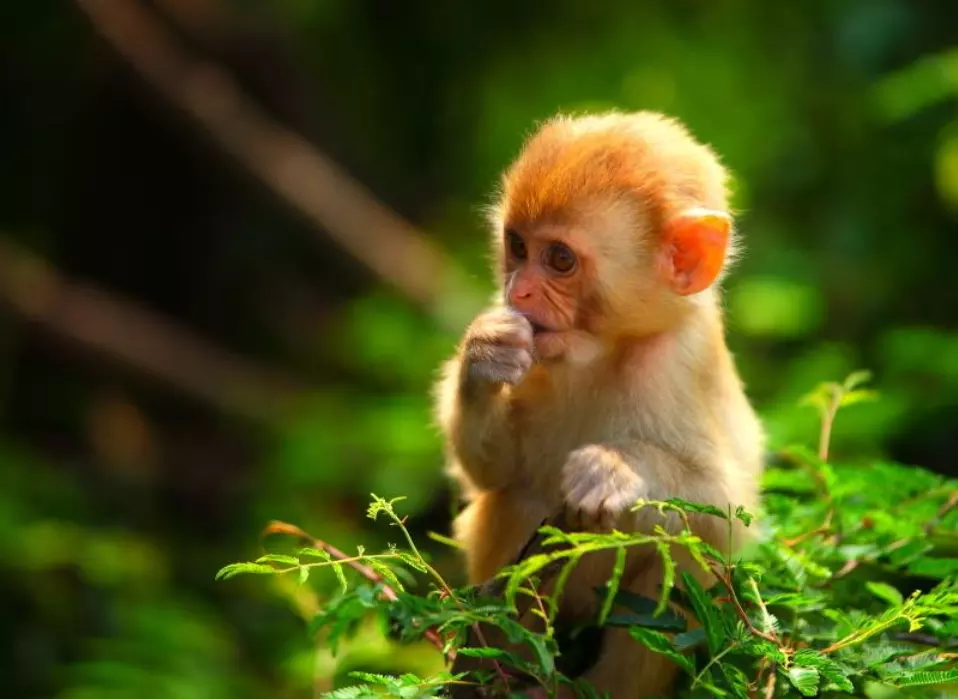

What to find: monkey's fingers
left=469, top=349, right=532, bottom=385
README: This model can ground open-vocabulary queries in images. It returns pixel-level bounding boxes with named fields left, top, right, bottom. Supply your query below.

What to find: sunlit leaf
left=865, top=581, right=904, bottom=607
left=787, top=667, right=821, bottom=696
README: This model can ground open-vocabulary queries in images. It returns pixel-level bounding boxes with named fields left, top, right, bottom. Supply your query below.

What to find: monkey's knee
left=454, top=489, right=551, bottom=584
left=575, top=627, right=679, bottom=699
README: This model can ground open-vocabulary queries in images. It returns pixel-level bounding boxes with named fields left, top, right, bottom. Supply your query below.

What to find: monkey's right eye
left=506, top=230, right=527, bottom=260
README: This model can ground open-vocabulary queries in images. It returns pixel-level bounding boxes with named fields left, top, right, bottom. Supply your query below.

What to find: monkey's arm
left=435, top=355, right=518, bottom=491
left=434, top=307, right=534, bottom=491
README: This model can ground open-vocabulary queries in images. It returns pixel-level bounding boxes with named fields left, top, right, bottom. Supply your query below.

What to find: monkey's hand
left=463, top=308, right=534, bottom=386
left=561, top=445, right=648, bottom=531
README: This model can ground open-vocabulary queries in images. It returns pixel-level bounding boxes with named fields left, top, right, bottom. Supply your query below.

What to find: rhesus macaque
left=434, top=111, right=765, bottom=697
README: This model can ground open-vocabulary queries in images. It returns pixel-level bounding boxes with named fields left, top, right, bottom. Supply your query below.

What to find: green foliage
left=218, top=373, right=958, bottom=697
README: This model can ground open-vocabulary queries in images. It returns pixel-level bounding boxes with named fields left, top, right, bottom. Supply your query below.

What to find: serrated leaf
left=665, top=497, right=729, bottom=519
left=656, top=541, right=677, bottom=616
left=721, top=663, right=750, bottom=699
left=787, top=667, right=821, bottom=696
left=348, top=671, right=396, bottom=686
left=528, top=634, right=554, bottom=676
left=598, top=547, right=627, bottom=625
left=320, top=686, right=373, bottom=699
left=367, top=559, right=404, bottom=592
left=256, top=553, right=300, bottom=566
left=793, top=649, right=832, bottom=669
left=298, top=548, right=333, bottom=561
left=215, top=562, right=279, bottom=580
left=680, top=572, right=725, bottom=655
left=332, top=561, right=348, bottom=592
left=866, top=581, right=904, bottom=607
left=628, top=627, right=693, bottom=673
left=793, top=649, right=855, bottom=692
left=890, top=668, right=958, bottom=687
left=456, top=647, right=515, bottom=660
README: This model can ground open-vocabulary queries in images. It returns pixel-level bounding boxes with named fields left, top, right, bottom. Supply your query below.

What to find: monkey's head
left=489, top=110, right=736, bottom=362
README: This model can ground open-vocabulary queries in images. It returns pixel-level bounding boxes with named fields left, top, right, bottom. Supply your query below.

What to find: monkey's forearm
left=436, top=358, right=516, bottom=490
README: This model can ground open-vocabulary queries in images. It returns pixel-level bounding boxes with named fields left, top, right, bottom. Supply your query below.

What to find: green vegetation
left=3, top=3, right=958, bottom=699
left=218, top=374, right=958, bottom=697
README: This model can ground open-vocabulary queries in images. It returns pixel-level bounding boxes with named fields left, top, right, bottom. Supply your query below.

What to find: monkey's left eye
left=546, top=243, right=577, bottom=274
left=506, top=230, right=527, bottom=260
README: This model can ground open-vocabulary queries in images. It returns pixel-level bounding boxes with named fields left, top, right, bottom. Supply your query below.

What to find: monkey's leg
left=454, top=487, right=552, bottom=584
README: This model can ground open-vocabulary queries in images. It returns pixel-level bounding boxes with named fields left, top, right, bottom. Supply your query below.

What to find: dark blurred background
left=2, top=1, right=957, bottom=697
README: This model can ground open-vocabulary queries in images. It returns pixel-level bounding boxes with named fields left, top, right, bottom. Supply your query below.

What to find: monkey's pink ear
left=660, top=208, right=731, bottom=295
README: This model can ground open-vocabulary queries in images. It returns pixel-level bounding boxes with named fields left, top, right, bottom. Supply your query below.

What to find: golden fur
left=434, top=110, right=764, bottom=697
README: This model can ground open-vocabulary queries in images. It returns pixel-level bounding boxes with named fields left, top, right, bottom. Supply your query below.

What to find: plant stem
left=709, top=563, right=779, bottom=644
left=262, top=520, right=448, bottom=656
left=692, top=642, right=738, bottom=689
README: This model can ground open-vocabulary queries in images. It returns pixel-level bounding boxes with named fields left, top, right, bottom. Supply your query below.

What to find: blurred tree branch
left=0, top=237, right=303, bottom=421
left=76, top=0, right=485, bottom=332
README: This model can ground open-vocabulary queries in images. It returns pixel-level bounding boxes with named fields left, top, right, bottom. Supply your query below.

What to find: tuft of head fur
left=488, top=110, right=740, bottom=278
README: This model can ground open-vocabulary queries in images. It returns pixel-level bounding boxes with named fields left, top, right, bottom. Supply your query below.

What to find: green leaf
left=602, top=589, right=687, bottom=631
left=598, top=547, right=627, bottom=625
left=680, top=572, right=725, bottom=655
left=656, top=541, right=677, bottom=616
left=866, top=581, right=904, bottom=607
left=664, top=497, right=729, bottom=519
left=348, top=671, right=395, bottom=686
left=907, top=556, right=958, bottom=578
left=367, top=559, right=404, bottom=592
left=721, top=663, right=750, bottom=699
left=628, top=627, right=693, bottom=673
left=787, top=667, right=821, bottom=696
left=214, top=562, right=279, bottom=580
left=793, top=650, right=855, bottom=693
left=673, top=628, right=706, bottom=651
left=331, top=561, right=348, bottom=592
left=298, top=548, right=333, bottom=561
left=891, top=668, right=958, bottom=687
left=734, top=505, right=754, bottom=526
left=298, top=566, right=309, bottom=585
left=255, top=553, right=300, bottom=566
left=456, top=646, right=523, bottom=666
left=528, top=634, right=555, bottom=677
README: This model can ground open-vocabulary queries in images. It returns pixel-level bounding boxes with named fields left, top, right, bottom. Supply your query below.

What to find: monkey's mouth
left=530, top=322, right=551, bottom=335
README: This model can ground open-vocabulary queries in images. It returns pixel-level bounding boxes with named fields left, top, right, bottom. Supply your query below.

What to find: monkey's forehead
left=498, top=114, right=727, bottom=230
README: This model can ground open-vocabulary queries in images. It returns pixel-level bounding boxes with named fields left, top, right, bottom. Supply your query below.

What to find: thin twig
left=0, top=237, right=303, bottom=421
left=763, top=663, right=777, bottom=699
left=925, top=490, right=958, bottom=536
left=75, top=0, right=484, bottom=330
left=748, top=578, right=777, bottom=639
left=262, top=520, right=448, bottom=656
left=709, top=563, right=779, bottom=644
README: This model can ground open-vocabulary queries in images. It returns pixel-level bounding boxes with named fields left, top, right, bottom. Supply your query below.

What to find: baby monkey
left=434, top=111, right=765, bottom=697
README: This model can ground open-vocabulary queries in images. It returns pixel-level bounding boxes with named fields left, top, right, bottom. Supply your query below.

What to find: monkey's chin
left=534, top=331, right=603, bottom=365
left=532, top=332, right=566, bottom=360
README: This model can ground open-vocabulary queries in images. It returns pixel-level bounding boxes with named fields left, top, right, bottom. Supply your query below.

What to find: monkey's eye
left=546, top=243, right=577, bottom=274
left=506, top=229, right=527, bottom=260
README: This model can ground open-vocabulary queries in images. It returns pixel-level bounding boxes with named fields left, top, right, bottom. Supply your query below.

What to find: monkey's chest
left=508, top=391, right=646, bottom=495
